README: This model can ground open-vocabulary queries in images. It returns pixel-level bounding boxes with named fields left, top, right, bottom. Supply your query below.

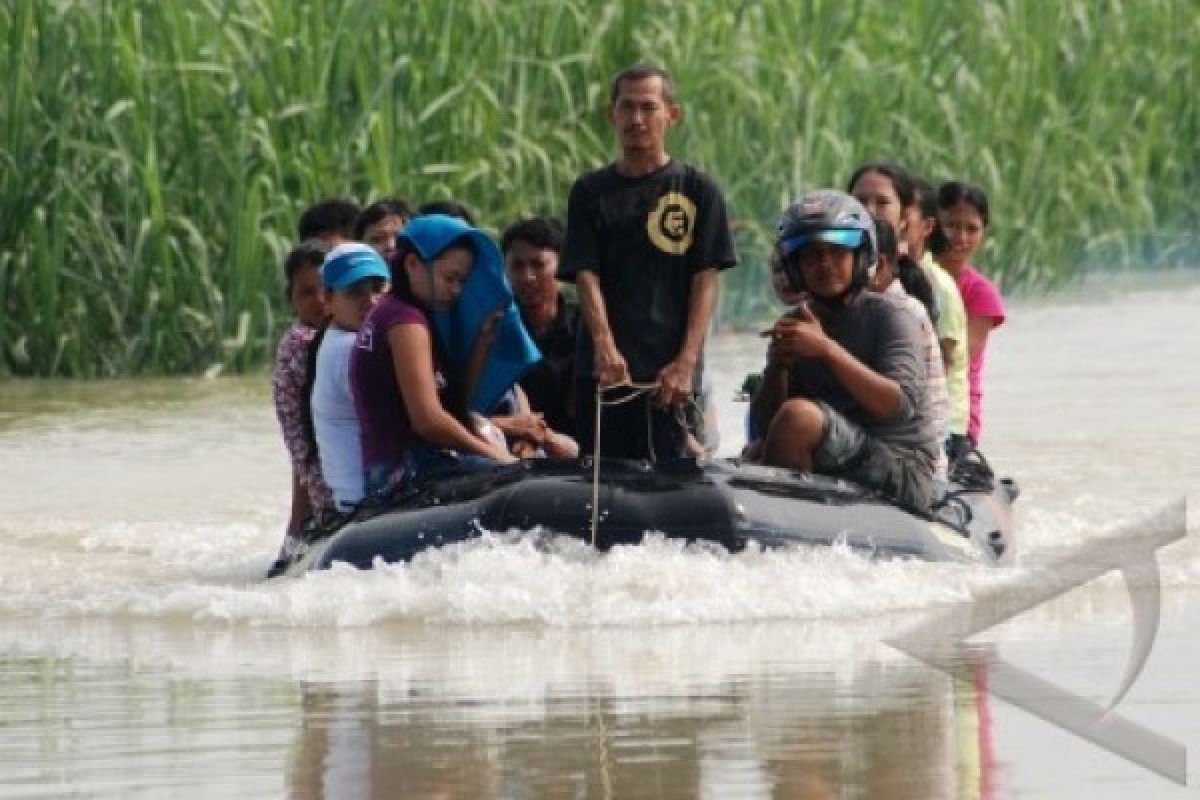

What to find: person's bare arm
left=966, top=316, right=996, bottom=363
left=462, top=305, right=505, bottom=410
left=576, top=270, right=629, bottom=387
left=388, top=325, right=515, bottom=463
left=657, top=268, right=718, bottom=406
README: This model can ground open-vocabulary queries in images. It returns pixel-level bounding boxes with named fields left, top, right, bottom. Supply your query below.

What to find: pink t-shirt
left=957, top=265, right=1006, bottom=442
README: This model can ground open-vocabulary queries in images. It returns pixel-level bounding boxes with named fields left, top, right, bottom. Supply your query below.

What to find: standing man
left=561, top=64, right=737, bottom=461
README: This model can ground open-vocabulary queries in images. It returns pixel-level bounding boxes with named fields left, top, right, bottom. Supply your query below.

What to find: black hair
left=389, top=237, right=478, bottom=429
left=937, top=181, right=990, bottom=227
left=875, top=216, right=899, bottom=264
left=500, top=216, right=565, bottom=254
left=610, top=63, right=676, bottom=105
left=911, top=176, right=938, bottom=220
left=845, top=162, right=915, bottom=207
left=417, top=200, right=476, bottom=226
left=283, top=238, right=330, bottom=296
left=875, top=218, right=937, bottom=320
left=297, top=199, right=361, bottom=241
left=353, top=197, right=413, bottom=240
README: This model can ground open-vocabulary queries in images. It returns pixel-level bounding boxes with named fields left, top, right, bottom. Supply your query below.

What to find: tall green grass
left=2, top=0, right=1196, bottom=376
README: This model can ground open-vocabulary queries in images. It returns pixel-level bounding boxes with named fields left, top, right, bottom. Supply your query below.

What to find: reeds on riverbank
left=2, top=0, right=1196, bottom=376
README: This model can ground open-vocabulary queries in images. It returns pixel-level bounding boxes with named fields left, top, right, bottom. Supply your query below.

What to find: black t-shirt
left=786, top=291, right=937, bottom=463
left=517, top=292, right=580, bottom=436
left=560, top=159, right=737, bottom=383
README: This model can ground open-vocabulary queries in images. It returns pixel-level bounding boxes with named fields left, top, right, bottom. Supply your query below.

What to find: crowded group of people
left=272, top=64, right=1005, bottom=553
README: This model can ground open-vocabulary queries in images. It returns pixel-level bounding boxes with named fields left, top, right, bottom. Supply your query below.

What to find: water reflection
left=286, top=655, right=992, bottom=799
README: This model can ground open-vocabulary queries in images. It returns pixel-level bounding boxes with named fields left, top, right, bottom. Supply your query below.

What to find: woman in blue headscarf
left=350, top=214, right=540, bottom=495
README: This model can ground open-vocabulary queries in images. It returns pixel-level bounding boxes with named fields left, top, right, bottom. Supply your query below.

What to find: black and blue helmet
left=775, top=190, right=878, bottom=293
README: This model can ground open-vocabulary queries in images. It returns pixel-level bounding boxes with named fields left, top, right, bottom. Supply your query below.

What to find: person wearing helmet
left=747, top=190, right=938, bottom=512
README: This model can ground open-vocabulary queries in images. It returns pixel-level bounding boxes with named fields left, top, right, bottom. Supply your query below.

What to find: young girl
left=907, top=176, right=970, bottom=450
left=933, top=181, right=1006, bottom=445
left=351, top=215, right=516, bottom=497
left=310, top=243, right=391, bottom=511
left=272, top=239, right=333, bottom=545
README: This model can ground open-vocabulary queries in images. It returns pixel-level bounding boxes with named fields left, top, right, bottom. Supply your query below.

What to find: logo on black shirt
left=646, top=191, right=696, bottom=255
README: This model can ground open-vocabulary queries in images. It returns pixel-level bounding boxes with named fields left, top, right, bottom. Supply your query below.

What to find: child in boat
left=907, top=175, right=970, bottom=456
left=272, top=239, right=333, bottom=544
left=350, top=215, right=517, bottom=498
left=311, top=244, right=391, bottom=511
left=932, top=181, right=1006, bottom=446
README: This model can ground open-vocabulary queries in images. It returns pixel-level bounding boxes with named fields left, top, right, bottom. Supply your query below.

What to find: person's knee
left=761, top=398, right=826, bottom=468
left=772, top=399, right=825, bottom=444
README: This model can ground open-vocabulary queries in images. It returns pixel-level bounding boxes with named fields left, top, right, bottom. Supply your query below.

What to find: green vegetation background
left=2, top=0, right=1196, bottom=377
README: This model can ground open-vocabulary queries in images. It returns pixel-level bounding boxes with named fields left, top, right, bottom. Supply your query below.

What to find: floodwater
left=1, top=273, right=1198, bottom=799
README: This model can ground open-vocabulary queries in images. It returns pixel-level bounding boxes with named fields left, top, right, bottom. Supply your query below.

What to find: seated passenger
left=501, top=216, right=580, bottom=440
left=311, top=244, right=390, bottom=510
left=908, top=176, right=970, bottom=457
left=869, top=219, right=949, bottom=482
left=350, top=215, right=517, bottom=497
left=272, top=239, right=333, bottom=544
left=354, top=198, right=412, bottom=262
left=297, top=198, right=362, bottom=247
left=748, top=191, right=938, bottom=513
left=931, top=181, right=1006, bottom=448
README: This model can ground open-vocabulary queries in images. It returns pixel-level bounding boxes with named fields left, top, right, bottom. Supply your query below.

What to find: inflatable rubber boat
left=272, top=456, right=1018, bottom=577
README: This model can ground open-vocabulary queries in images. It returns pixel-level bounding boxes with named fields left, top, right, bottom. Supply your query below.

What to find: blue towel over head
left=397, top=214, right=541, bottom=412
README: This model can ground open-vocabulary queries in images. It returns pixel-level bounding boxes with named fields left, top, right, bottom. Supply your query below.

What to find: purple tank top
left=351, top=295, right=441, bottom=471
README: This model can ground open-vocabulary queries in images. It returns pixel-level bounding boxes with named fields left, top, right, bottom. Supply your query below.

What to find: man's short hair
left=417, top=200, right=476, bottom=226
left=501, top=216, right=565, bottom=254
left=353, top=197, right=413, bottom=240
left=609, top=64, right=676, bottom=106
left=297, top=198, right=361, bottom=240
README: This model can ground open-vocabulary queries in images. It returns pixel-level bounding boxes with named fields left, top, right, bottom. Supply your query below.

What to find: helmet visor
left=779, top=228, right=865, bottom=257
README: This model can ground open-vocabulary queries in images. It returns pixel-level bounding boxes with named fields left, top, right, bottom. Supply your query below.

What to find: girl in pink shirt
left=933, top=181, right=1006, bottom=444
